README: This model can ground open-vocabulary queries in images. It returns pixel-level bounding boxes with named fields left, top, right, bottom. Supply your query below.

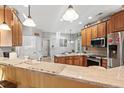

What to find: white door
left=42, top=40, right=49, bottom=57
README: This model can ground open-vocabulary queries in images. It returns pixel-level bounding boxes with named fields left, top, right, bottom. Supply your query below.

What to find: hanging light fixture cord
left=28, top=5, right=31, bottom=18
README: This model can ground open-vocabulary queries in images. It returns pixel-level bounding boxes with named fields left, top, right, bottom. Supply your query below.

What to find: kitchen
left=0, top=4, right=124, bottom=88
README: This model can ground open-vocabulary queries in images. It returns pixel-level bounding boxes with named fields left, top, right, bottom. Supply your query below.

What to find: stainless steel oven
left=87, top=56, right=101, bottom=66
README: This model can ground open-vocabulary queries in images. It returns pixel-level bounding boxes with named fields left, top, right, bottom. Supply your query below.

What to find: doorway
left=42, top=39, right=50, bottom=57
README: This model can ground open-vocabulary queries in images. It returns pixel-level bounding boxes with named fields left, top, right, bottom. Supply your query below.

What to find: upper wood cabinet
left=86, top=27, right=91, bottom=47
left=12, top=13, right=22, bottom=46
left=81, top=29, right=87, bottom=47
left=18, top=21, right=23, bottom=46
left=111, top=11, right=124, bottom=32
left=107, top=20, right=112, bottom=34
left=0, top=7, right=13, bottom=46
left=0, top=6, right=22, bottom=46
left=91, top=25, right=97, bottom=39
left=97, top=22, right=106, bottom=38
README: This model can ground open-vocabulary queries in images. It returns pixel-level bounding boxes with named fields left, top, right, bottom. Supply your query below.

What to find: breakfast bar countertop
left=0, top=58, right=124, bottom=88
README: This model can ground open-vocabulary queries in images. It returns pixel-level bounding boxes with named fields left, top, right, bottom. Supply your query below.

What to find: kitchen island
left=54, top=53, right=107, bottom=68
left=0, top=58, right=124, bottom=88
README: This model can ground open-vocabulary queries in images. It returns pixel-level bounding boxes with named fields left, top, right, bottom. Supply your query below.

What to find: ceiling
left=10, top=5, right=122, bottom=33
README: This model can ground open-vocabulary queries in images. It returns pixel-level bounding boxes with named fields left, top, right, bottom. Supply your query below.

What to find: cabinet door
left=111, top=11, right=124, bottom=32
left=0, top=7, right=12, bottom=46
left=18, top=21, right=22, bottom=46
left=102, top=59, right=107, bottom=68
left=86, top=27, right=91, bottom=47
left=81, top=29, right=87, bottom=47
left=12, top=13, right=19, bottom=46
left=59, top=57, right=66, bottom=64
left=97, top=22, right=106, bottom=38
left=91, top=25, right=97, bottom=39
left=66, top=56, right=73, bottom=65
left=83, top=56, right=87, bottom=66
left=54, top=57, right=65, bottom=64
left=5, top=7, right=13, bottom=28
left=73, top=56, right=83, bottom=66
left=107, top=20, right=112, bottom=34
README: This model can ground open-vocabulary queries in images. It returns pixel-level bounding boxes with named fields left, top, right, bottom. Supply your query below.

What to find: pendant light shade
left=0, top=5, right=11, bottom=31
left=62, top=5, right=79, bottom=22
left=23, top=5, right=36, bottom=27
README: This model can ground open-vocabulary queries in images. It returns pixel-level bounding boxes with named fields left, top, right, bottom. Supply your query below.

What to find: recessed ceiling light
left=88, top=16, right=92, bottom=20
left=78, top=22, right=82, bottom=25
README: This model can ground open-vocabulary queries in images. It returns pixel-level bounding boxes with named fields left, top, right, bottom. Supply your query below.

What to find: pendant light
left=0, top=5, right=11, bottom=31
left=62, top=5, right=79, bottom=22
left=23, top=5, right=36, bottom=27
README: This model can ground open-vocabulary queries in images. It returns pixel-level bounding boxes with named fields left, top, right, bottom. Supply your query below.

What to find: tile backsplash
left=0, top=47, right=12, bottom=57
left=84, top=47, right=107, bottom=56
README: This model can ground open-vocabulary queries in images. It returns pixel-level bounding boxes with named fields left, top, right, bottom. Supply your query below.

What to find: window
left=59, top=39, right=67, bottom=47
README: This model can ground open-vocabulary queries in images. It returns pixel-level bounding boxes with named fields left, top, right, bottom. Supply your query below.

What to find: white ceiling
left=10, top=5, right=122, bottom=33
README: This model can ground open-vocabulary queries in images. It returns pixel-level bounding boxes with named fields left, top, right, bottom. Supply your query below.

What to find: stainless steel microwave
left=91, top=37, right=107, bottom=48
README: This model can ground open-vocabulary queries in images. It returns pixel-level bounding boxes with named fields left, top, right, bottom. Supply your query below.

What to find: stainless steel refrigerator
left=107, top=32, right=124, bottom=68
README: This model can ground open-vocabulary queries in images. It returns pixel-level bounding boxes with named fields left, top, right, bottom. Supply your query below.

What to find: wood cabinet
left=0, top=6, right=22, bottom=46
left=91, top=25, right=97, bottom=39
left=81, top=29, right=87, bottom=47
left=111, top=11, right=124, bottom=32
left=12, top=13, right=22, bottom=46
left=73, top=56, right=83, bottom=66
left=18, top=21, right=23, bottom=46
left=97, top=22, right=106, bottom=38
left=4, top=66, right=101, bottom=88
left=54, top=56, right=65, bottom=64
left=86, top=27, right=92, bottom=47
left=12, top=13, right=18, bottom=46
left=102, top=59, right=107, bottom=68
left=107, top=20, right=112, bottom=34
left=66, top=56, right=73, bottom=65
left=54, top=55, right=87, bottom=67
left=0, top=7, right=13, bottom=46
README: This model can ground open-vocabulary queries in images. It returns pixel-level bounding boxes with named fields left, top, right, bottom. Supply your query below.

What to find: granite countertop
left=0, top=58, right=124, bottom=87
left=55, top=53, right=89, bottom=57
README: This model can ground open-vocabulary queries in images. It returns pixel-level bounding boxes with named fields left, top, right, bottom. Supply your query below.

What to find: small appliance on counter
left=9, top=52, right=17, bottom=59
left=3, top=52, right=9, bottom=58
left=3, top=52, right=17, bottom=59
left=107, top=32, right=124, bottom=68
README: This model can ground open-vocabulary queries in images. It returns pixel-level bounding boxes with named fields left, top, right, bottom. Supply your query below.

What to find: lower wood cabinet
left=54, top=56, right=65, bottom=64
left=66, top=56, right=73, bottom=65
left=54, top=55, right=87, bottom=66
left=101, top=59, right=107, bottom=68
left=3, top=66, right=101, bottom=88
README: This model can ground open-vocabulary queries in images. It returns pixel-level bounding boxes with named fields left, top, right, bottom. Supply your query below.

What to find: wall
left=15, top=26, right=43, bottom=59
left=16, top=26, right=77, bottom=59
left=42, top=32, right=77, bottom=57
left=86, top=47, right=107, bottom=56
